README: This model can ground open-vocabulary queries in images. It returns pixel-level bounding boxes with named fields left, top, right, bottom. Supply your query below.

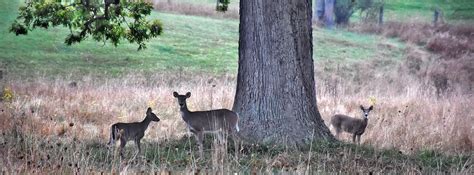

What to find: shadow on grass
left=1, top=129, right=472, bottom=174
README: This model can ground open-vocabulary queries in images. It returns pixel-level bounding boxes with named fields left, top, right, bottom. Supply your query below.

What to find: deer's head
left=360, top=105, right=374, bottom=119
left=173, top=91, right=191, bottom=107
left=146, top=107, right=160, bottom=122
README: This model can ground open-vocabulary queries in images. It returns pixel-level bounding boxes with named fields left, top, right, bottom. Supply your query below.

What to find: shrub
left=334, top=0, right=355, bottom=25
left=2, top=87, right=13, bottom=102
left=356, top=0, right=384, bottom=23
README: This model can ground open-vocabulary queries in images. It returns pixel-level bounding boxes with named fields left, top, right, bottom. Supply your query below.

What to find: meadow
left=0, top=0, right=473, bottom=174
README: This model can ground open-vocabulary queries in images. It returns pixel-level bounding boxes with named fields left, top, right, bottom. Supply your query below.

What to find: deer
left=107, top=107, right=160, bottom=158
left=173, top=91, right=240, bottom=158
left=330, top=105, right=373, bottom=145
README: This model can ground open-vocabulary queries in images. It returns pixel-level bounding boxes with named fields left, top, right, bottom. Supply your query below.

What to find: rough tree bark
left=233, top=0, right=334, bottom=147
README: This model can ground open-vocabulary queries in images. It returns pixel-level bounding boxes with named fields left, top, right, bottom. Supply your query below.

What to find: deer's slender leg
left=334, top=127, right=341, bottom=139
left=231, top=131, right=239, bottom=159
left=217, top=131, right=224, bottom=144
left=135, top=139, right=141, bottom=155
left=195, top=131, right=204, bottom=158
left=119, top=138, right=127, bottom=158
left=352, top=134, right=357, bottom=144
left=356, top=135, right=361, bottom=145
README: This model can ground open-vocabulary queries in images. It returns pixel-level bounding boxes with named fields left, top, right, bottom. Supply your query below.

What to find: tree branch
left=80, top=15, right=106, bottom=37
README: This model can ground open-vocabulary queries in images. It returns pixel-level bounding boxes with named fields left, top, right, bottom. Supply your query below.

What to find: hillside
left=0, top=0, right=405, bottom=77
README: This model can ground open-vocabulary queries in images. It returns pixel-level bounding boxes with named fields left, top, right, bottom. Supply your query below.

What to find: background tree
left=234, top=0, right=334, bottom=147
left=10, top=0, right=163, bottom=50
left=324, top=0, right=335, bottom=28
left=314, top=0, right=325, bottom=22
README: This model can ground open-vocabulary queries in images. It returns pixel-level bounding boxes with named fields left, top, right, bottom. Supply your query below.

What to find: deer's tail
left=107, top=125, right=117, bottom=146
left=235, top=112, right=240, bottom=132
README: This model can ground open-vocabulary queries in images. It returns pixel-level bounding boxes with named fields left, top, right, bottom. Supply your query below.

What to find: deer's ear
left=360, top=105, right=364, bottom=110
left=185, top=92, right=191, bottom=98
left=173, top=91, right=178, bottom=97
left=369, top=106, right=373, bottom=111
left=147, top=107, right=152, bottom=114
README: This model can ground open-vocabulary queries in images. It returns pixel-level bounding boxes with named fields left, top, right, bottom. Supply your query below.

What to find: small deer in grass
left=173, top=92, right=240, bottom=158
left=107, top=107, right=160, bottom=158
left=330, top=105, right=373, bottom=145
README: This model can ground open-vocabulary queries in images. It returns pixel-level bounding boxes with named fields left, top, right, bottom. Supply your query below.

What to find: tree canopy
left=10, top=0, right=163, bottom=50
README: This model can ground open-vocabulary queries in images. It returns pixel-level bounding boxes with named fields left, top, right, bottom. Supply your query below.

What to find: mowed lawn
left=0, top=0, right=405, bottom=77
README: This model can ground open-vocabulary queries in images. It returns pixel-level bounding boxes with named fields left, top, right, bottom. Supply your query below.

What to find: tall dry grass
left=151, top=1, right=239, bottom=19
left=1, top=67, right=472, bottom=155
left=0, top=69, right=472, bottom=173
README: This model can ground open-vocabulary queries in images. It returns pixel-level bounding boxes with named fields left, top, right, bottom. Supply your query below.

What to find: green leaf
left=10, top=1, right=162, bottom=50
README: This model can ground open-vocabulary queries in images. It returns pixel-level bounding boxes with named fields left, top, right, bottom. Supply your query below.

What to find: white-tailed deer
left=173, top=91, right=240, bottom=158
left=330, top=105, right=373, bottom=145
left=107, top=107, right=160, bottom=158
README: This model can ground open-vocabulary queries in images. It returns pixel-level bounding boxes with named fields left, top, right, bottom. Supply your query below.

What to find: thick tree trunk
left=234, top=0, right=334, bottom=147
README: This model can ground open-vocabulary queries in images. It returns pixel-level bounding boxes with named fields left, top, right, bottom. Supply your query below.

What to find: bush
left=334, top=0, right=384, bottom=25
left=357, top=0, right=384, bottom=23
left=334, top=0, right=355, bottom=25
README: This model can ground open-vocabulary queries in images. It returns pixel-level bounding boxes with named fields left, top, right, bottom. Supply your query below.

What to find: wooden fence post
left=434, top=9, right=440, bottom=26
left=379, top=5, right=384, bottom=26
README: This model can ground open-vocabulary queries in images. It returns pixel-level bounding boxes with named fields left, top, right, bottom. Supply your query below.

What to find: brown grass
left=0, top=70, right=472, bottom=172
left=352, top=21, right=474, bottom=55
left=1, top=67, right=472, bottom=152
left=151, top=1, right=239, bottom=19
left=316, top=58, right=473, bottom=153
left=352, top=21, right=474, bottom=96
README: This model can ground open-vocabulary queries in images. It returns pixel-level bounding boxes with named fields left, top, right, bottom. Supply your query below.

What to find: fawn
left=173, top=91, right=240, bottom=158
left=107, top=107, right=160, bottom=158
left=330, top=105, right=373, bottom=145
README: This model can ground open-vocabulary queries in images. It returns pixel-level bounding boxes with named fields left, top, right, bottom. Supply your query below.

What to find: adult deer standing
left=173, top=92, right=240, bottom=158
left=107, top=107, right=160, bottom=158
left=330, top=105, right=373, bottom=145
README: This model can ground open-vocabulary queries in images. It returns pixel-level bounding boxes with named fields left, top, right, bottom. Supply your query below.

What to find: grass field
left=1, top=0, right=240, bottom=76
left=1, top=0, right=407, bottom=77
left=384, top=0, right=474, bottom=22
left=0, top=0, right=473, bottom=174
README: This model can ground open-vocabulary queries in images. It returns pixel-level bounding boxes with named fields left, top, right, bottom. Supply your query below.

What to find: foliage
left=333, top=0, right=388, bottom=25
left=10, top=0, right=163, bottom=50
left=216, top=0, right=230, bottom=12
left=334, top=0, right=356, bottom=25
left=356, top=0, right=384, bottom=23
left=2, top=87, right=14, bottom=102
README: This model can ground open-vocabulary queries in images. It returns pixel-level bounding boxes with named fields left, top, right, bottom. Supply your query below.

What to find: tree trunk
left=315, top=0, right=325, bottom=22
left=234, top=0, right=334, bottom=147
left=324, top=0, right=335, bottom=28
left=379, top=5, right=384, bottom=26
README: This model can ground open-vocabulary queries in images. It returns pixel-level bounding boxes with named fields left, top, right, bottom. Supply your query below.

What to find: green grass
left=0, top=0, right=406, bottom=78
left=0, top=0, right=239, bottom=77
left=384, top=0, right=474, bottom=21
left=314, top=28, right=405, bottom=62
